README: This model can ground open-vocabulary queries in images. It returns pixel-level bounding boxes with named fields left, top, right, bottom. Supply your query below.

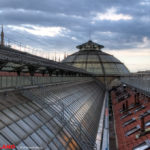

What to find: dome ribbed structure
left=62, top=40, right=129, bottom=77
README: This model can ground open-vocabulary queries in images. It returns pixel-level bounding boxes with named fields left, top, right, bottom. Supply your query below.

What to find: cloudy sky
left=0, top=0, right=150, bottom=72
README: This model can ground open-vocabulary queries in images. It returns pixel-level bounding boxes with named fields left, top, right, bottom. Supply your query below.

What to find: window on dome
left=75, top=55, right=87, bottom=62
left=103, top=63, right=119, bottom=74
left=73, top=63, right=86, bottom=69
left=116, top=64, right=129, bottom=73
left=87, top=55, right=99, bottom=62
left=86, top=63, right=103, bottom=74
left=100, top=55, right=117, bottom=62
left=63, top=55, right=76, bottom=62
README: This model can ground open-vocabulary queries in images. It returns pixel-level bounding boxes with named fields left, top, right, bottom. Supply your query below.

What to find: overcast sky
left=0, top=0, right=150, bottom=72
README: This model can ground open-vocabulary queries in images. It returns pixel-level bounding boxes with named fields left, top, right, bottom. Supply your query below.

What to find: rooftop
left=111, top=85, right=150, bottom=150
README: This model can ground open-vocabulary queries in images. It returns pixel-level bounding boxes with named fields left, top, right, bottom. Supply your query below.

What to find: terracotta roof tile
left=111, top=86, right=150, bottom=150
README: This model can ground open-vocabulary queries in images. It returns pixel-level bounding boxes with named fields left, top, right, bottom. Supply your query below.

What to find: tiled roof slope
left=111, top=85, right=150, bottom=150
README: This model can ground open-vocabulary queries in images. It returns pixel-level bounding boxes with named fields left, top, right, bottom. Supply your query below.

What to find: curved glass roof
left=0, top=80, right=104, bottom=150
left=62, top=40, right=129, bottom=76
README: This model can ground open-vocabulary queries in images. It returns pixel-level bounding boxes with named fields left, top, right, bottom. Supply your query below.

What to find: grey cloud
left=0, top=0, right=150, bottom=52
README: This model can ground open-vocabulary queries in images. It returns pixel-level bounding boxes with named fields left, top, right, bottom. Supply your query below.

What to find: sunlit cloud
left=140, top=0, right=150, bottom=5
left=93, top=7, right=132, bottom=21
left=106, top=49, right=150, bottom=72
left=7, top=24, right=69, bottom=37
left=137, top=36, right=150, bottom=48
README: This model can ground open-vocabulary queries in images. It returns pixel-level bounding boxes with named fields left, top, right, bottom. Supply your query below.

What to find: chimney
left=136, top=93, right=140, bottom=105
left=122, top=103, right=125, bottom=111
left=134, top=94, right=137, bottom=105
left=140, top=115, right=145, bottom=133
left=126, top=100, right=128, bottom=110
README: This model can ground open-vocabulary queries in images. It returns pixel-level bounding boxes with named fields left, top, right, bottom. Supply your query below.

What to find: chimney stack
left=126, top=100, right=128, bottom=110
left=140, top=115, right=145, bottom=133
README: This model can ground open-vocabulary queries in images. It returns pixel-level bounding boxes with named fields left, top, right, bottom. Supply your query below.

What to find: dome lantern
left=76, top=40, right=104, bottom=51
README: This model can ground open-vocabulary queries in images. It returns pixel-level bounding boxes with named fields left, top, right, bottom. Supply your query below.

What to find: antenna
left=89, top=28, right=91, bottom=40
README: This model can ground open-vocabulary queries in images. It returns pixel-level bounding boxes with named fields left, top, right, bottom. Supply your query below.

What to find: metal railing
left=0, top=76, right=92, bottom=90
left=101, top=91, right=109, bottom=150
left=121, top=74, right=150, bottom=96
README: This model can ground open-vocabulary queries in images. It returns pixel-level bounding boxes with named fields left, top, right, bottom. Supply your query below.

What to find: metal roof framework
left=0, top=46, right=91, bottom=76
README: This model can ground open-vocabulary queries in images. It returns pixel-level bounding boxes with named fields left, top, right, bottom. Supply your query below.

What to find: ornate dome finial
left=76, top=40, right=104, bottom=51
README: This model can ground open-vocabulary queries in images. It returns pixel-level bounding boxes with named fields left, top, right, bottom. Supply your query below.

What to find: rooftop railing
left=121, top=73, right=150, bottom=96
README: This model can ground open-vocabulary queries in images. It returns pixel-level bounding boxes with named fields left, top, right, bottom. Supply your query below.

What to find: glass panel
left=35, top=112, right=46, bottom=122
left=17, top=120, right=33, bottom=134
left=0, top=112, right=12, bottom=124
left=46, top=122, right=57, bottom=134
left=73, top=63, right=86, bottom=69
left=0, top=135, right=10, bottom=144
left=53, top=137, right=63, bottom=149
left=16, top=105, right=30, bottom=115
left=87, top=55, right=99, bottom=62
left=29, top=114, right=43, bottom=125
left=24, top=136, right=38, bottom=147
left=3, top=109, right=19, bottom=121
left=75, top=55, right=87, bottom=62
left=63, top=55, right=76, bottom=63
left=1, top=127, right=20, bottom=143
left=23, top=117, right=38, bottom=129
left=100, top=55, right=120, bottom=62
left=0, top=120, right=5, bottom=129
left=86, top=63, right=103, bottom=74
left=41, top=125, right=55, bottom=139
left=23, top=103, right=35, bottom=112
left=49, top=142, right=58, bottom=150
left=17, top=142, right=30, bottom=150
left=38, top=110, right=51, bottom=120
left=57, top=134, right=66, bottom=147
left=37, top=128, right=49, bottom=143
left=10, top=106, right=25, bottom=118
left=116, top=64, right=129, bottom=74
left=31, top=133, right=46, bottom=147
left=103, top=63, right=119, bottom=74
left=9, top=123, right=26, bottom=138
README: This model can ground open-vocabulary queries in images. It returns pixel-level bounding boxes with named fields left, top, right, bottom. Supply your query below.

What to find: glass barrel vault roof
left=62, top=40, right=129, bottom=76
left=0, top=80, right=105, bottom=150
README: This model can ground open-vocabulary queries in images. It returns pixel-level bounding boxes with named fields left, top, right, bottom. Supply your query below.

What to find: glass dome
left=62, top=40, right=129, bottom=76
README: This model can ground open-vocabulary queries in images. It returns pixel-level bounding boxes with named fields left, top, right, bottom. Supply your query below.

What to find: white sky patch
left=136, top=36, right=150, bottom=48
left=93, top=8, right=132, bottom=21
left=7, top=24, right=69, bottom=37
left=71, top=37, right=78, bottom=41
left=140, top=0, right=150, bottom=5
left=106, top=48, right=150, bottom=72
